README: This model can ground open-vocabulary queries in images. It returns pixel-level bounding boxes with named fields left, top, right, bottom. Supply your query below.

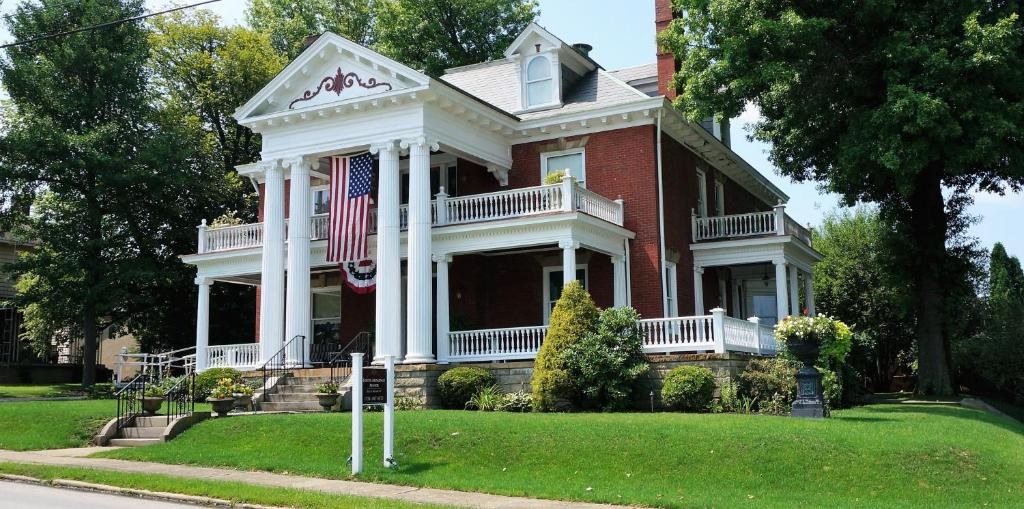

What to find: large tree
left=660, top=0, right=1024, bottom=395
left=246, top=0, right=376, bottom=58
left=0, top=0, right=232, bottom=384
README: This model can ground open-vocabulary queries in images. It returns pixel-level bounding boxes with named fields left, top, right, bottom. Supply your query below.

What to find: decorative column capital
left=282, top=155, right=320, bottom=172
left=694, top=265, right=704, bottom=274
left=772, top=258, right=787, bottom=266
left=432, top=253, right=453, bottom=263
left=610, top=255, right=625, bottom=264
left=399, top=135, right=440, bottom=152
left=256, top=159, right=282, bottom=173
left=194, top=276, right=212, bottom=286
left=558, top=239, right=580, bottom=250
left=369, top=140, right=398, bottom=155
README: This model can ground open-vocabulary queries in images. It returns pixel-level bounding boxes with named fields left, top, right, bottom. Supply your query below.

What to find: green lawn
left=95, top=404, right=1024, bottom=508
left=0, top=384, right=88, bottom=399
left=0, top=462, right=452, bottom=509
left=0, top=400, right=115, bottom=450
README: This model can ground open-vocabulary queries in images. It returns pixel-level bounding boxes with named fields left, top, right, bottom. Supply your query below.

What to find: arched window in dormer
left=525, top=55, right=553, bottom=107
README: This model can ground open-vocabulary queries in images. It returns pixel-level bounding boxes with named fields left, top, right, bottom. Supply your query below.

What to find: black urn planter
left=317, top=393, right=339, bottom=412
left=787, top=341, right=826, bottom=419
left=141, top=396, right=164, bottom=416
left=207, top=397, right=234, bottom=417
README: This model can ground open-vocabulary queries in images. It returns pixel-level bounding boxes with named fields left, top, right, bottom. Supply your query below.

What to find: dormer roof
left=502, top=22, right=600, bottom=73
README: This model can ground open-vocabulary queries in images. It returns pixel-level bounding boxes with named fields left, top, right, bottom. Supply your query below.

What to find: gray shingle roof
left=607, top=63, right=657, bottom=84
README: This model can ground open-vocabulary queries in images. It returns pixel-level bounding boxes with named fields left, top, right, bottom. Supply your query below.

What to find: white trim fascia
left=517, top=96, right=664, bottom=131
left=240, top=84, right=429, bottom=130
left=514, top=116, right=656, bottom=144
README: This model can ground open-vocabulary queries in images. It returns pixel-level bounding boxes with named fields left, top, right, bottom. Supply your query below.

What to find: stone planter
left=232, top=394, right=252, bottom=412
left=207, top=397, right=234, bottom=417
left=317, top=393, right=339, bottom=412
left=141, top=396, right=164, bottom=416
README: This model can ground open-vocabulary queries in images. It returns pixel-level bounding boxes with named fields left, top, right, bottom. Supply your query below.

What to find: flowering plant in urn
left=775, top=315, right=838, bottom=366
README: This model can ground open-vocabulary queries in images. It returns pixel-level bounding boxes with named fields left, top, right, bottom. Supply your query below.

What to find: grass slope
left=97, top=404, right=1024, bottom=508
left=0, top=462, right=452, bottom=509
left=0, top=384, right=86, bottom=399
left=0, top=400, right=115, bottom=450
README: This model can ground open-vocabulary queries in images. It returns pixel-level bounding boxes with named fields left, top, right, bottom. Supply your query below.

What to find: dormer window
left=525, top=55, right=555, bottom=108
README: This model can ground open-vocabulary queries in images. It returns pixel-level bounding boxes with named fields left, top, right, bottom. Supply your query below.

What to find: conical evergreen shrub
left=531, top=280, right=598, bottom=411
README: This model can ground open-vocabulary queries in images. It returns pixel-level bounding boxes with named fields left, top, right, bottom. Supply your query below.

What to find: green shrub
left=543, top=170, right=566, bottom=185
left=713, top=379, right=739, bottom=413
left=737, top=358, right=797, bottom=414
left=437, top=367, right=497, bottom=409
left=560, top=306, right=649, bottom=411
left=194, top=368, right=242, bottom=400
left=532, top=280, right=599, bottom=411
left=499, top=390, right=533, bottom=412
left=466, top=385, right=504, bottom=411
left=661, top=366, right=716, bottom=411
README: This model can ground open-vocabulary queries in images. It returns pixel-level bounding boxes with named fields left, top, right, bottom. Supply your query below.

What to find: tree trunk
left=908, top=168, right=954, bottom=396
left=81, top=306, right=97, bottom=387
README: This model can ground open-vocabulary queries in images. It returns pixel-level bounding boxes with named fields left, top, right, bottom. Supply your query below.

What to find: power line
left=0, top=0, right=224, bottom=50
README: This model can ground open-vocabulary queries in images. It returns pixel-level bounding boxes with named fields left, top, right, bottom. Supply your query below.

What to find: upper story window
left=714, top=181, right=725, bottom=216
left=525, top=55, right=555, bottom=108
left=696, top=169, right=708, bottom=217
left=312, top=186, right=330, bottom=215
left=541, top=149, right=585, bottom=187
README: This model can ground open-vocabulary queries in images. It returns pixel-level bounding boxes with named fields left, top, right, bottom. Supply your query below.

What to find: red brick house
left=180, top=9, right=820, bottom=375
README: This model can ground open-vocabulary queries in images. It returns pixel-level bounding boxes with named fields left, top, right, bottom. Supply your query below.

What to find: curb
left=0, top=473, right=283, bottom=509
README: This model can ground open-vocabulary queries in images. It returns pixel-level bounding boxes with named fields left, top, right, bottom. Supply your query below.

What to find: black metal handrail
left=164, top=373, right=196, bottom=426
left=260, top=334, right=305, bottom=403
left=115, top=373, right=147, bottom=434
left=329, top=331, right=374, bottom=383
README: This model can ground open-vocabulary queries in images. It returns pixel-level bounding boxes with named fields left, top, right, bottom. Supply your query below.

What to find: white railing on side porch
left=692, top=202, right=811, bottom=246
left=206, top=343, right=261, bottom=370
left=444, top=309, right=778, bottom=363
left=198, top=220, right=264, bottom=253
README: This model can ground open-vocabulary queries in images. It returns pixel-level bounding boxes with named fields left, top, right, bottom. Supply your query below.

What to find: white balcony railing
left=197, top=178, right=624, bottom=254
left=206, top=343, right=261, bottom=370
left=448, top=325, right=547, bottom=362
left=692, top=204, right=811, bottom=246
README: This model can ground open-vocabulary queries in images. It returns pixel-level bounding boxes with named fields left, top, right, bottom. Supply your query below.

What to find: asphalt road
left=0, top=481, right=200, bottom=509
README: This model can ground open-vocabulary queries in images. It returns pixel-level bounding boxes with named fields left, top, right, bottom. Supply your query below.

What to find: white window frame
left=310, top=286, right=342, bottom=343
left=664, top=261, right=679, bottom=318
left=540, top=148, right=586, bottom=187
left=311, top=185, right=330, bottom=216
left=695, top=168, right=708, bottom=217
left=542, top=264, right=589, bottom=324
left=521, top=52, right=561, bottom=111
left=714, top=180, right=725, bottom=217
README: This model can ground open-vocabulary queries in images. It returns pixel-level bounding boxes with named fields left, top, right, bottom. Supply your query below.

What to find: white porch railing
left=692, top=203, right=811, bottom=246
left=206, top=343, right=261, bottom=370
left=444, top=309, right=778, bottom=363
left=197, top=178, right=624, bottom=254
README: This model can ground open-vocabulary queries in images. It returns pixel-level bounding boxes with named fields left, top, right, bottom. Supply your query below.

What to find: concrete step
left=257, top=401, right=326, bottom=412
left=108, top=438, right=162, bottom=447
left=119, top=426, right=165, bottom=439
left=265, top=393, right=320, bottom=402
left=133, top=416, right=173, bottom=427
left=274, top=384, right=326, bottom=393
left=279, top=376, right=335, bottom=385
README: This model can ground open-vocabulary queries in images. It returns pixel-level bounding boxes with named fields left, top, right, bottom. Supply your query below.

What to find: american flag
left=326, top=152, right=374, bottom=262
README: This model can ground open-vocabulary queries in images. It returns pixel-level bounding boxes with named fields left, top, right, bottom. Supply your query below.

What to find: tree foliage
left=660, top=0, right=1024, bottom=395
left=531, top=280, right=598, bottom=411
left=247, top=0, right=376, bottom=58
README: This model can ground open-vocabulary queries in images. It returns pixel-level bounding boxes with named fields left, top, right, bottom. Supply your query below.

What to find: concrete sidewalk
left=0, top=449, right=629, bottom=509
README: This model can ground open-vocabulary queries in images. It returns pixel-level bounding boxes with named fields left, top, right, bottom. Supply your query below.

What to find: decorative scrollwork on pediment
left=288, top=67, right=394, bottom=109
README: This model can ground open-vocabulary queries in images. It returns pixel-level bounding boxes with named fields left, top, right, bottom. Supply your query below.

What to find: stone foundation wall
left=398, top=354, right=759, bottom=410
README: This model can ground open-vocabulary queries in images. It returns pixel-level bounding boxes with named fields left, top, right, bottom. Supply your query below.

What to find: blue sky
left=2, top=0, right=1020, bottom=258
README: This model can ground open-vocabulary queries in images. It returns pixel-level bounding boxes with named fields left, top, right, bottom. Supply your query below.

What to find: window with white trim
left=525, top=55, right=554, bottom=108
left=714, top=181, right=725, bottom=216
left=665, top=262, right=679, bottom=318
left=311, top=287, right=341, bottom=345
left=541, top=149, right=585, bottom=187
left=695, top=169, right=708, bottom=217
left=543, top=265, right=588, bottom=324
left=311, top=185, right=330, bottom=215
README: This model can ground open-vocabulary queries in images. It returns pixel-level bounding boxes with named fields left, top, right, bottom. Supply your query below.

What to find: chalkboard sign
left=363, top=367, right=387, bottom=405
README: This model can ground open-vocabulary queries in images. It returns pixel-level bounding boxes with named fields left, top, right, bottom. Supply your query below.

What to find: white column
left=195, top=277, right=211, bottom=371
left=612, top=255, right=627, bottom=307
left=804, top=271, right=816, bottom=316
left=559, top=239, right=578, bottom=285
left=434, top=254, right=452, bottom=363
left=259, top=160, right=286, bottom=363
left=284, top=156, right=317, bottom=366
left=401, top=136, right=438, bottom=364
left=774, top=202, right=787, bottom=236
left=789, top=264, right=800, bottom=317
left=370, top=141, right=401, bottom=364
left=774, top=260, right=790, bottom=319
left=693, top=266, right=705, bottom=315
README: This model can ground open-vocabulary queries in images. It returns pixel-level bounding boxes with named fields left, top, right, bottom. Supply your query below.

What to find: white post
left=195, top=277, right=211, bottom=372
left=116, top=347, right=127, bottom=384
left=371, top=142, right=401, bottom=364
left=711, top=307, right=726, bottom=353
left=197, top=219, right=208, bottom=253
left=401, top=136, right=438, bottom=364
left=559, top=239, right=578, bottom=285
left=260, top=160, right=286, bottom=363
left=748, top=316, right=762, bottom=354
left=383, top=355, right=395, bottom=467
left=612, top=255, right=627, bottom=307
left=789, top=265, right=800, bottom=317
left=435, top=187, right=448, bottom=226
left=774, top=260, right=790, bottom=319
left=693, top=266, right=705, bottom=315
left=805, top=271, right=816, bottom=316
left=434, top=254, right=451, bottom=363
left=773, top=202, right=787, bottom=236
left=285, top=156, right=316, bottom=366
left=351, top=353, right=363, bottom=475
left=613, top=198, right=625, bottom=226
left=561, top=174, right=575, bottom=212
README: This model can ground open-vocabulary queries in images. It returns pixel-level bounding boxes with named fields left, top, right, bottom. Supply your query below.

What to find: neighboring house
left=0, top=233, right=30, bottom=365
left=182, top=0, right=821, bottom=377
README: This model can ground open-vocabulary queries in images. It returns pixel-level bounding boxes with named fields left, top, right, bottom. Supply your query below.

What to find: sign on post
left=350, top=355, right=397, bottom=474
left=350, top=353, right=364, bottom=475
left=362, top=367, right=387, bottom=404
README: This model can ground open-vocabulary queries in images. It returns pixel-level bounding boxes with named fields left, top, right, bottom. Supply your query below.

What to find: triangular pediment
left=235, top=32, right=429, bottom=121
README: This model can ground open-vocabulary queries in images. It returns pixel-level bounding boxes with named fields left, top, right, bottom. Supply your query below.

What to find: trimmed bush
left=437, top=367, right=496, bottom=409
left=531, top=280, right=599, bottom=411
left=661, top=366, right=716, bottom=411
left=194, top=367, right=242, bottom=400
left=560, top=306, right=649, bottom=411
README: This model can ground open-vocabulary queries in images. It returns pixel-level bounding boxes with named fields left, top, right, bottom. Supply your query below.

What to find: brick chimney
left=655, top=0, right=677, bottom=99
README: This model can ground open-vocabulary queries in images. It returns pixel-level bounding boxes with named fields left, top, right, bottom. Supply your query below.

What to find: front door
left=749, top=291, right=779, bottom=327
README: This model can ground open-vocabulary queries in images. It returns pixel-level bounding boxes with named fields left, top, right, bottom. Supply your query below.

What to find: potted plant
left=141, top=385, right=164, bottom=416
left=232, top=381, right=255, bottom=412
left=775, top=316, right=838, bottom=419
left=207, top=378, right=235, bottom=417
left=317, top=381, right=340, bottom=412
